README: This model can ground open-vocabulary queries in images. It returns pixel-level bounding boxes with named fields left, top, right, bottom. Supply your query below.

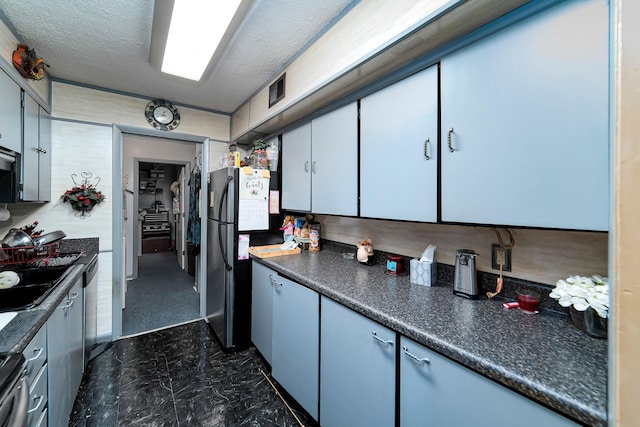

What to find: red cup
left=516, top=290, right=541, bottom=314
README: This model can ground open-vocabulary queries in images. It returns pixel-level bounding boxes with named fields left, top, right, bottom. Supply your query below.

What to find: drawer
left=23, top=326, right=46, bottom=384
left=28, top=363, right=48, bottom=427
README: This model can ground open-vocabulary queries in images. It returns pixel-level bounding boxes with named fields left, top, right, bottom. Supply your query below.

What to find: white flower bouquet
left=549, top=275, right=609, bottom=318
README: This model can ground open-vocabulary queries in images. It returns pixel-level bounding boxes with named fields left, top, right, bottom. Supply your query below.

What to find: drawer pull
left=27, top=395, right=44, bottom=414
left=62, top=300, right=73, bottom=309
left=402, top=345, right=430, bottom=364
left=372, top=331, right=393, bottom=346
left=70, top=292, right=79, bottom=300
left=26, top=347, right=43, bottom=362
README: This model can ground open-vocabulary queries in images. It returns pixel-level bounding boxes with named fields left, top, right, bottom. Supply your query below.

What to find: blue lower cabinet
left=271, top=274, right=319, bottom=421
left=400, top=336, right=579, bottom=427
left=251, top=261, right=274, bottom=364
left=320, top=296, right=395, bottom=427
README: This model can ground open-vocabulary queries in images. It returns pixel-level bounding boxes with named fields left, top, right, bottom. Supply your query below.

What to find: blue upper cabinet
left=311, top=102, right=358, bottom=216
left=282, top=122, right=312, bottom=212
left=440, top=0, right=609, bottom=230
left=361, top=65, right=438, bottom=222
left=0, top=69, right=22, bottom=154
left=282, top=102, right=358, bottom=215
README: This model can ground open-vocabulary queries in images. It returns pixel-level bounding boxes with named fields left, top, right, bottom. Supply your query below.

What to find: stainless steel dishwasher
left=0, top=353, right=28, bottom=427
left=83, top=253, right=98, bottom=366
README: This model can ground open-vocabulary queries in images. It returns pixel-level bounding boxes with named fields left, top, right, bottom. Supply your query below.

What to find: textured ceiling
left=0, top=0, right=355, bottom=113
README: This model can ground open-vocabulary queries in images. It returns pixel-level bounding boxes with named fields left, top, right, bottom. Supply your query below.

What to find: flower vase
left=569, top=306, right=607, bottom=338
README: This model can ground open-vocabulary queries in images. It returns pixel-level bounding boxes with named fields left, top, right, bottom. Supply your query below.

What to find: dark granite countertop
left=252, top=249, right=608, bottom=427
left=0, top=237, right=99, bottom=355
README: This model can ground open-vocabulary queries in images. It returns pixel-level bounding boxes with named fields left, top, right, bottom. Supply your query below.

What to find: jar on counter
left=386, top=255, right=404, bottom=275
left=308, top=222, right=320, bottom=252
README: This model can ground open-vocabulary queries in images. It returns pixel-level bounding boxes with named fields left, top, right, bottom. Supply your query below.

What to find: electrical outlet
left=491, top=244, right=512, bottom=272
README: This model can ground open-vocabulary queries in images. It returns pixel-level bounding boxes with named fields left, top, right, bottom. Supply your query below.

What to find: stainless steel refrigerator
left=206, top=167, right=280, bottom=351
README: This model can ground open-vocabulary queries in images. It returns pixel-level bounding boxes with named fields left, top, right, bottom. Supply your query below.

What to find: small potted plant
left=549, top=275, right=609, bottom=338
left=250, top=139, right=269, bottom=169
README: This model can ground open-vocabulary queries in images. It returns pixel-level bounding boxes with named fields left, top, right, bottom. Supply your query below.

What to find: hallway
left=122, top=251, right=200, bottom=336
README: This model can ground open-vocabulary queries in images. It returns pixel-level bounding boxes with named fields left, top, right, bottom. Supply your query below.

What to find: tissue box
left=410, top=259, right=437, bottom=286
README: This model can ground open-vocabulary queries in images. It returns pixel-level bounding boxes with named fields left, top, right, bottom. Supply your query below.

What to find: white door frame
left=112, top=124, right=212, bottom=340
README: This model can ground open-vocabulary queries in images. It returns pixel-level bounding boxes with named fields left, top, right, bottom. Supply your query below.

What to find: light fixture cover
left=162, top=0, right=243, bottom=81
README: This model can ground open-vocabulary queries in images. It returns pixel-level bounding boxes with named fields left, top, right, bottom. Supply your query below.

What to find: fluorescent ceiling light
left=162, top=0, right=243, bottom=81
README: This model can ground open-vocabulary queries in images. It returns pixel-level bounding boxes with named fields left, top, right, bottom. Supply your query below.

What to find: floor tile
left=70, top=320, right=314, bottom=426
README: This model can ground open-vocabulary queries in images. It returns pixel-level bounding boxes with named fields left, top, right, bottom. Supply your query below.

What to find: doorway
left=120, top=133, right=203, bottom=336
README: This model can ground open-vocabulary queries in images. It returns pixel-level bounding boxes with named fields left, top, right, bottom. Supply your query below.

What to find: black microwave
left=0, top=148, right=19, bottom=203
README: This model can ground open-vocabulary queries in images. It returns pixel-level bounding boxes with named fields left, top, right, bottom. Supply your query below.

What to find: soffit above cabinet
left=247, top=0, right=533, bottom=138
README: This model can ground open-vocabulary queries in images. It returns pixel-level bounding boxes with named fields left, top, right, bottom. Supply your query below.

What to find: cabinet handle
left=312, top=161, right=317, bottom=174
left=62, top=300, right=73, bottom=309
left=269, top=275, right=283, bottom=288
left=304, top=161, right=309, bottom=172
left=27, top=395, right=44, bottom=414
left=447, top=128, right=455, bottom=153
left=26, top=347, right=43, bottom=362
left=424, top=138, right=431, bottom=160
left=36, top=147, right=47, bottom=154
left=372, top=331, right=393, bottom=346
left=402, top=345, right=430, bottom=364
left=70, top=292, right=79, bottom=300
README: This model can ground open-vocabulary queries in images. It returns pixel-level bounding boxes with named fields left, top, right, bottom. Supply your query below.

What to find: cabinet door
left=37, top=106, right=51, bottom=202
left=22, top=92, right=40, bottom=201
left=0, top=69, right=21, bottom=153
left=251, top=261, right=274, bottom=364
left=321, top=296, right=395, bottom=427
left=68, top=278, right=84, bottom=400
left=281, top=123, right=312, bottom=211
left=47, top=296, right=71, bottom=427
left=361, top=66, right=438, bottom=221
left=311, top=102, right=358, bottom=216
left=272, top=275, right=319, bottom=420
left=441, top=0, right=608, bottom=230
left=400, top=336, right=579, bottom=427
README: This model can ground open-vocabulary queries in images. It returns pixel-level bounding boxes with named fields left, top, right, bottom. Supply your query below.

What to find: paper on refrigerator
left=238, top=168, right=270, bottom=231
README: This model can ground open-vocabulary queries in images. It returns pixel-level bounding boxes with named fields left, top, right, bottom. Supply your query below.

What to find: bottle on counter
left=309, top=222, right=320, bottom=252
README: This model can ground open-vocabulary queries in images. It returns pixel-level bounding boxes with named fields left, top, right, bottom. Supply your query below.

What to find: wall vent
left=269, top=73, right=286, bottom=107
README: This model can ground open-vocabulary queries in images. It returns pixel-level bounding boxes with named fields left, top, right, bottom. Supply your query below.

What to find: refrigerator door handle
left=218, top=175, right=233, bottom=271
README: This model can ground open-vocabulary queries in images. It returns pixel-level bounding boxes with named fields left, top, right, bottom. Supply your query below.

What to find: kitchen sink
left=0, top=266, right=69, bottom=312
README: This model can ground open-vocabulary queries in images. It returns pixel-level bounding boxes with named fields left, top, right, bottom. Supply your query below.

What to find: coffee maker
left=453, top=249, right=479, bottom=299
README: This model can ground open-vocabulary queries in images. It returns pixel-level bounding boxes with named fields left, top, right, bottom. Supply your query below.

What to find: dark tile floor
left=70, top=320, right=311, bottom=426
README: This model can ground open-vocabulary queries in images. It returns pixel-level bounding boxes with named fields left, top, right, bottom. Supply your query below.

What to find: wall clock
left=145, top=99, right=181, bottom=131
